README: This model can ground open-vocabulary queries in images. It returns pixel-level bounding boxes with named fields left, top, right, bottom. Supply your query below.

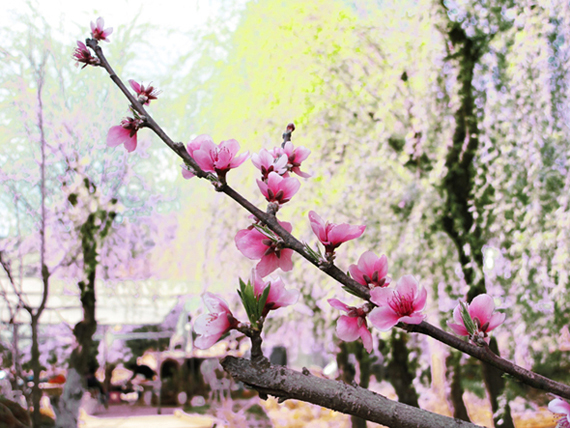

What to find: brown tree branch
left=221, top=356, right=483, bottom=428
left=406, top=321, right=570, bottom=400
left=86, top=37, right=570, bottom=402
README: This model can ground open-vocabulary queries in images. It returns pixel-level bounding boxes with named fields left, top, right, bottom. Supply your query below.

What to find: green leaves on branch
left=238, top=278, right=270, bottom=325
left=459, top=301, right=477, bottom=337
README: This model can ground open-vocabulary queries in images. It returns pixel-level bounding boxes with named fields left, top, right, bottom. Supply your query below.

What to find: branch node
left=302, top=367, right=311, bottom=376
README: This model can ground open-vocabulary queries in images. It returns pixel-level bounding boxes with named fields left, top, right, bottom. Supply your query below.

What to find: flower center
left=389, top=292, right=415, bottom=317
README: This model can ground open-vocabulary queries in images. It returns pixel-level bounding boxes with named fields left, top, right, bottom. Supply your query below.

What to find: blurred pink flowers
left=129, top=80, right=160, bottom=105
left=447, top=294, right=505, bottom=343
left=348, top=251, right=390, bottom=289
left=73, top=41, right=99, bottom=69
left=308, top=211, right=365, bottom=256
left=194, top=293, right=238, bottom=349
left=191, top=135, right=249, bottom=182
left=328, top=298, right=372, bottom=353
left=91, top=17, right=113, bottom=42
left=257, top=172, right=300, bottom=205
left=549, top=398, right=570, bottom=428
left=369, top=275, right=427, bottom=331
left=235, top=222, right=294, bottom=277
left=250, top=269, right=299, bottom=315
left=106, top=117, right=143, bottom=152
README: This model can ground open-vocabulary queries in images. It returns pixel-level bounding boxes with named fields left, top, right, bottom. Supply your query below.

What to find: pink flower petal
left=398, top=313, right=425, bottom=325
left=195, top=334, right=222, bottom=349
left=549, top=398, right=570, bottom=416
left=308, top=211, right=327, bottom=242
left=469, top=294, right=495, bottom=325
left=336, top=315, right=361, bottom=341
left=359, top=323, right=373, bottom=353
left=327, top=223, right=366, bottom=246
left=328, top=298, right=350, bottom=312
left=129, top=79, right=141, bottom=93
left=369, top=306, right=400, bottom=331
left=123, top=133, right=137, bottom=152
left=486, top=311, right=506, bottom=332
left=348, top=264, right=366, bottom=286
left=395, top=275, right=419, bottom=296
left=256, top=253, right=280, bottom=277
left=276, top=248, right=294, bottom=272
left=447, top=320, right=469, bottom=336
left=235, top=229, right=267, bottom=259
left=370, top=287, right=392, bottom=307
left=193, top=149, right=216, bottom=172
left=181, top=166, right=195, bottom=179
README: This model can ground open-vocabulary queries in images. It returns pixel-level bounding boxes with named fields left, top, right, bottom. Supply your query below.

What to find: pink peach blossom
left=273, top=141, right=311, bottom=178
left=252, top=149, right=288, bottom=179
left=192, top=136, right=249, bottom=182
left=194, top=293, right=238, bottom=349
left=129, top=80, right=160, bottom=105
left=308, top=211, right=365, bottom=256
left=328, top=298, right=373, bottom=353
left=73, top=41, right=99, bottom=69
left=235, top=222, right=294, bottom=277
left=369, top=275, right=427, bottom=331
left=106, top=117, right=143, bottom=152
left=250, top=269, right=299, bottom=315
left=447, top=294, right=505, bottom=343
left=181, top=135, right=209, bottom=179
left=90, top=17, right=113, bottom=42
left=549, top=398, right=570, bottom=428
left=257, top=172, right=300, bottom=205
left=348, top=251, right=390, bottom=289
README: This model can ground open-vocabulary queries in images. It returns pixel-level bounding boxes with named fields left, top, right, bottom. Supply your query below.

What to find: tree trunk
left=481, top=338, right=515, bottom=428
left=30, top=316, right=42, bottom=428
left=336, top=342, right=367, bottom=428
left=386, top=333, right=419, bottom=408
left=446, top=350, right=470, bottom=422
left=439, top=7, right=515, bottom=426
left=55, top=209, right=103, bottom=427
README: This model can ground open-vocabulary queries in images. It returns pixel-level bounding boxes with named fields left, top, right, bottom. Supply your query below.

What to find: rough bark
left=222, top=356, right=483, bottom=428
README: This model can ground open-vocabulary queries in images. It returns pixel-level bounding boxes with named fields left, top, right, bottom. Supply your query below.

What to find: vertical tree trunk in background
left=55, top=204, right=114, bottom=427
left=439, top=6, right=514, bottom=426
left=446, top=351, right=470, bottom=421
left=30, top=316, right=42, bottom=427
left=481, top=338, right=515, bottom=428
left=385, top=334, right=419, bottom=408
left=336, top=342, right=367, bottom=428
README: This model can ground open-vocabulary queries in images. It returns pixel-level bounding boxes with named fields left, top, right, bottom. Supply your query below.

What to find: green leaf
left=459, top=301, right=477, bottom=336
